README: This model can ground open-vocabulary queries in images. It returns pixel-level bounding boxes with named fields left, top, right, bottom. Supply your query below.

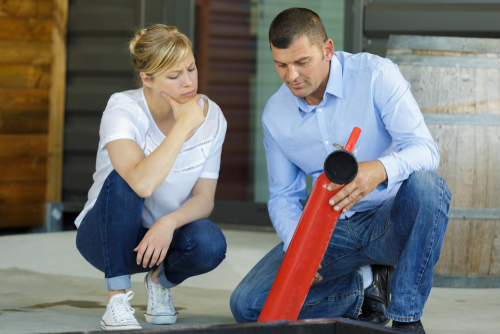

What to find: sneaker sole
left=100, top=320, right=142, bottom=331
left=144, top=314, right=177, bottom=324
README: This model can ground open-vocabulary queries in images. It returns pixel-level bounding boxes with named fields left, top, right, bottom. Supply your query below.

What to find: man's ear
left=140, top=72, right=153, bottom=88
left=323, top=39, right=334, bottom=61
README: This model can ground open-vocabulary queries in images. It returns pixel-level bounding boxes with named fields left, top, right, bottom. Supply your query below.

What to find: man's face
left=271, top=35, right=333, bottom=99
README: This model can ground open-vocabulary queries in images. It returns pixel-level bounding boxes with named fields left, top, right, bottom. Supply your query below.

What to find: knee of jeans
left=405, top=171, right=450, bottom=206
left=186, top=219, right=227, bottom=270
left=107, top=170, right=144, bottom=208
left=230, top=285, right=258, bottom=323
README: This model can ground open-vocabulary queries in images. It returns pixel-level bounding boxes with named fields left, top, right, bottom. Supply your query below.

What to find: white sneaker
left=144, top=269, right=178, bottom=324
left=100, top=291, right=142, bottom=331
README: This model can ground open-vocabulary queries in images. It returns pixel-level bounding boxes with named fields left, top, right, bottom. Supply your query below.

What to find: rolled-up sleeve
left=263, top=120, right=307, bottom=252
left=374, top=61, right=440, bottom=191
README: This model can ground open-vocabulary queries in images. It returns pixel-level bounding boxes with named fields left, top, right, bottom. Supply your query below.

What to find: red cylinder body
left=257, top=127, right=361, bottom=322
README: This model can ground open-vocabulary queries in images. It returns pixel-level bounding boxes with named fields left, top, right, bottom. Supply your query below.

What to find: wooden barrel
left=386, top=35, right=500, bottom=287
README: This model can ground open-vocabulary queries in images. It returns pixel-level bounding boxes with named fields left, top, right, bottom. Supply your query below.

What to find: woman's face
left=142, top=50, right=198, bottom=104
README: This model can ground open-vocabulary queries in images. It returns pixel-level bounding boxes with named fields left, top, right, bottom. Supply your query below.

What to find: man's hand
left=312, top=264, right=323, bottom=285
left=134, top=217, right=177, bottom=268
left=327, top=160, right=388, bottom=213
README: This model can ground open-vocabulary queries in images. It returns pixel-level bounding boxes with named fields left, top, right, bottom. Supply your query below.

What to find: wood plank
left=0, top=17, right=52, bottom=42
left=0, top=88, right=49, bottom=111
left=46, top=0, right=68, bottom=203
left=0, top=203, right=44, bottom=228
left=0, top=180, right=45, bottom=203
left=453, top=125, right=476, bottom=208
left=434, top=218, right=453, bottom=275
left=0, top=0, right=52, bottom=19
left=0, top=157, right=46, bottom=181
left=0, top=134, right=47, bottom=158
left=0, top=110, right=48, bottom=134
left=0, top=40, right=51, bottom=64
left=468, top=220, right=495, bottom=275
left=450, top=219, right=473, bottom=275
left=489, top=221, right=500, bottom=275
left=0, top=64, right=50, bottom=89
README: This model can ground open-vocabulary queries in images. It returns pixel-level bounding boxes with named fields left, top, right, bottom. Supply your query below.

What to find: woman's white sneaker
left=100, top=291, right=142, bottom=331
left=144, top=270, right=178, bottom=324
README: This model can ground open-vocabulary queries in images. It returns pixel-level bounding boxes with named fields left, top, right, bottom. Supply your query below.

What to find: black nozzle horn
left=324, top=150, right=358, bottom=184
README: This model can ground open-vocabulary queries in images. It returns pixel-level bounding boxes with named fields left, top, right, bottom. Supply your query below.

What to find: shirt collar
left=295, top=55, right=343, bottom=114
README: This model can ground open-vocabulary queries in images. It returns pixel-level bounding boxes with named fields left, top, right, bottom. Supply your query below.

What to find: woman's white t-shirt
left=74, top=88, right=227, bottom=229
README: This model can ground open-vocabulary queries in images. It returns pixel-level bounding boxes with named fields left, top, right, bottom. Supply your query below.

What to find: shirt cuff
left=378, top=155, right=400, bottom=192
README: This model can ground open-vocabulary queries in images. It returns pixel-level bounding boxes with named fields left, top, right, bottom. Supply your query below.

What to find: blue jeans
left=76, top=170, right=227, bottom=290
left=230, top=171, right=451, bottom=323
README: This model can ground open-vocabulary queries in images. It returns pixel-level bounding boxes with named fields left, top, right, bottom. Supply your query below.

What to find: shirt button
left=325, top=141, right=328, bottom=144
left=318, top=108, right=322, bottom=112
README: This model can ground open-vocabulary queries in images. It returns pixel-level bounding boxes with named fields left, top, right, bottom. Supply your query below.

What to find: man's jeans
left=76, top=170, right=227, bottom=290
left=230, top=171, right=451, bottom=323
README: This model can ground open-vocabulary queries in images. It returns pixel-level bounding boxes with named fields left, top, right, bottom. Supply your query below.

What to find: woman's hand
left=162, top=93, right=205, bottom=132
left=134, top=217, right=177, bottom=268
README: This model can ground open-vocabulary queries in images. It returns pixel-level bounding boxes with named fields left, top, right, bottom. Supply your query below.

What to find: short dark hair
left=269, top=8, right=327, bottom=49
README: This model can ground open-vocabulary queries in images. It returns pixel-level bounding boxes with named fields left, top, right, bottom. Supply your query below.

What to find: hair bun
left=129, top=28, right=147, bottom=54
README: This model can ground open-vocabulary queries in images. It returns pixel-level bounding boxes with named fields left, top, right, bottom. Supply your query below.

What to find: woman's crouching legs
left=76, top=170, right=145, bottom=291
left=157, top=219, right=227, bottom=288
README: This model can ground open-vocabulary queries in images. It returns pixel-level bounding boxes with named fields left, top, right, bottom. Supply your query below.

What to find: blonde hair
left=129, top=24, right=192, bottom=81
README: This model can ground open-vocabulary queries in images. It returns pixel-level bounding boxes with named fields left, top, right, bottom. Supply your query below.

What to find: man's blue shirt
left=262, top=51, right=439, bottom=251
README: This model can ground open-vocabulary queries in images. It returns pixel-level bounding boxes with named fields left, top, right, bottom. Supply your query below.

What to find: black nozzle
left=324, top=150, right=358, bottom=184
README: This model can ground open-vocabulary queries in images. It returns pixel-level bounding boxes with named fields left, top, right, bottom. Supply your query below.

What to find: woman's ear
left=140, top=72, right=153, bottom=88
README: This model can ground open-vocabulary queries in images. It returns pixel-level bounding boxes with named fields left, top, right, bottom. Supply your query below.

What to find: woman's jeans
left=230, top=171, right=451, bottom=323
left=76, top=170, right=227, bottom=290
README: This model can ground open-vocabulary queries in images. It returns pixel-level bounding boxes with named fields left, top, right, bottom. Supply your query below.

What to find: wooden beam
left=0, top=203, right=44, bottom=228
left=0, top=40, right=51, bottom=64
left=0, top=134, right=47, bottom=158
left=0, top=88, right=49, bottom=111
left=0, top=157, right=46, bottom=182
left=46, top=0, right=68, bottom=203
left=0, top=17, right=52, bottom=42
left=0, top=64, right=51, bottom=89
left=0, top=0, right=53, bottom=19
left=0, top=180, right=46, bottom=203
left=0, top=110, right=48, bottom=134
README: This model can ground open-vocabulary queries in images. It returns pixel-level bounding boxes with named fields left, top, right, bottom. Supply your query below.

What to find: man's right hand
left=312, top=264, right=323, bottom=285
left=162, top=93, right=205, bottom=132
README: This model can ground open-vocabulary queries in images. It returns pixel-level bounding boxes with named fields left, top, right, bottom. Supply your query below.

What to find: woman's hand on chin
left=134, top=217, right=177, bottom=268
left=162, top=93, right=205, bottom=131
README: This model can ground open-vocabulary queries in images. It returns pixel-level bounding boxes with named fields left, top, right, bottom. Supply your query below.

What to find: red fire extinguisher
left=258, top=127, right=361, bottom=322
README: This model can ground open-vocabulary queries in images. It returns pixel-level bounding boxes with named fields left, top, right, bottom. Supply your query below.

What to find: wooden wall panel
left=0, top=203, right=44, bottom=228
left=0, top=17, right=52, bottom=41
left=0, top=0, right=67, bottom=229
left=391, top=36, right=500, bottom=276
left=0, top=181, right=46, bottom=203
left=0, top=88, right=49, bottom=111
left=0, top=110, right=48, bottom=134
left=0, top=0, right=53, bottom=19
left=0, top=40, right=51, bottom=64
left=0, top=134, right=47, bottom=158
left=0, top=65, right=51, bottom=89
left=196, top=0, right=254, bottom=201
left=46, top=0, right=68, bottom=203
left=0, top=157, right=46, bottom=181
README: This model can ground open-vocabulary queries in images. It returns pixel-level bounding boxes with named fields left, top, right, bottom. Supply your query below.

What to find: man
left=230, top=8, right=451, bottom=333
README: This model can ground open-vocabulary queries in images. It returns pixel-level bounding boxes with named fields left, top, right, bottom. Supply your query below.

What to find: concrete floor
left=1, top=229, right=499, bottom=333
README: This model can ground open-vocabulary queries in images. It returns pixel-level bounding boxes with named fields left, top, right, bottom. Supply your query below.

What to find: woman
left=75, top=25, right=227, bottom=331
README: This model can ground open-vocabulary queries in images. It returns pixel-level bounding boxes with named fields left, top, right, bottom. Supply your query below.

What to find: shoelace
left=111, top=291, right=137, bottom=323
left=151, top=284, right=174, bottom=312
